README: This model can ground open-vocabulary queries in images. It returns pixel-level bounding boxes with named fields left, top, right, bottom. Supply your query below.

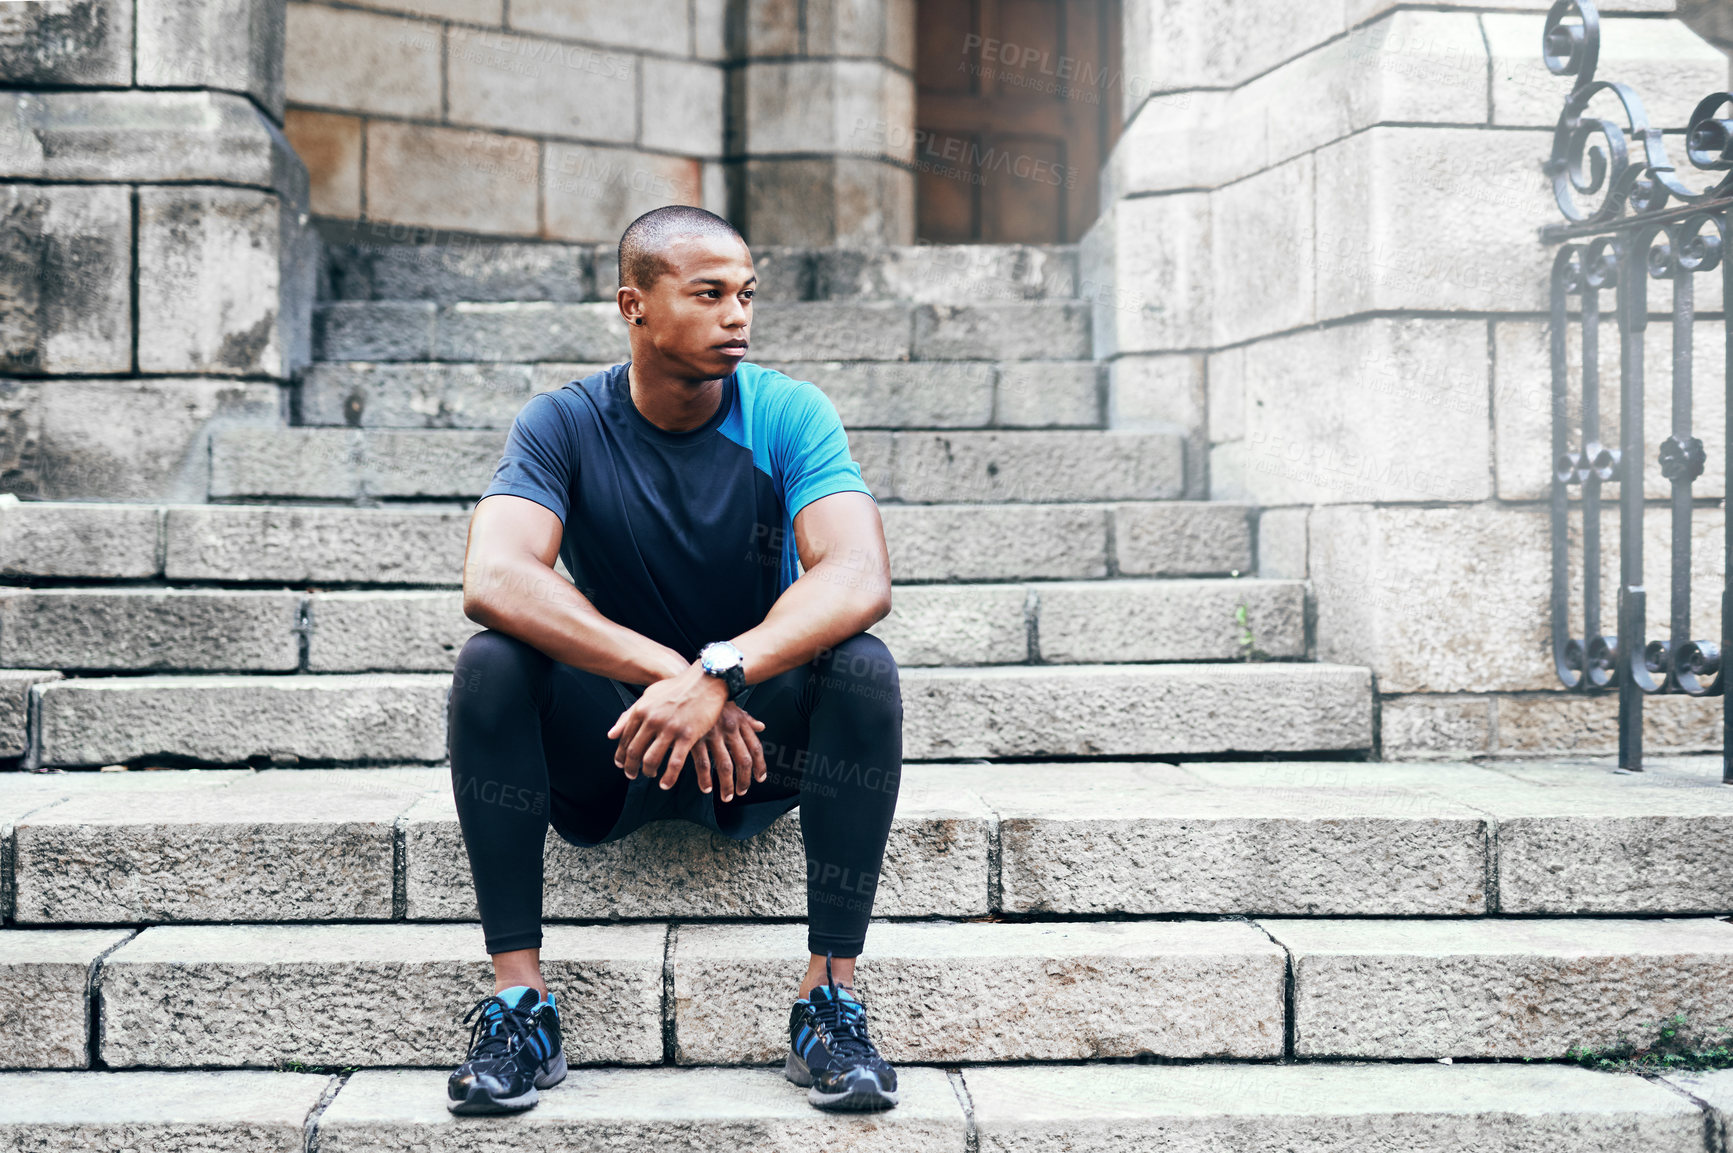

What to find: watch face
left=702, top=644, right=742, bottom=674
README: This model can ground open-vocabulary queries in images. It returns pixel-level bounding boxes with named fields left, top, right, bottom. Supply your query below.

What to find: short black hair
left=618, top=205, right=746, bottom=291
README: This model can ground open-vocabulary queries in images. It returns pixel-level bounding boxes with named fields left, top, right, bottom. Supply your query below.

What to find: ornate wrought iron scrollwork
left=1541, top=0, right=1733, bottom=777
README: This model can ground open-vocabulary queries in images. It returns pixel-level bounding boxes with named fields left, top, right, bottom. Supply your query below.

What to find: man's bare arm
left=730, top=490, right=893, bottom=682
left=462, top=493, right=688, bottom=685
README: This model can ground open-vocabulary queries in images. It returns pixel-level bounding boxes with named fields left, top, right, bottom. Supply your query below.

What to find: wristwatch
left=698, top=640, right=748, bottom=700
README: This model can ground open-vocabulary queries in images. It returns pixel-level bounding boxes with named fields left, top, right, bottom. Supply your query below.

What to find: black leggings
left=446, top=629, right=903, bottom=957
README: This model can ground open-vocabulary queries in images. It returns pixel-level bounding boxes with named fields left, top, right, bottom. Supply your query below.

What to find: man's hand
left=692, top=702, right=768, bottom=802
left=607, top=664, right=731, bottom=790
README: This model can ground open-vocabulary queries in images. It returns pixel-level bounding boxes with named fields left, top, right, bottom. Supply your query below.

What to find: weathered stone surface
left=137, top=186, right=300, bottom=377
left=299, top=361, right=604, bottom=427
left=1661, top=1067, right=1733, bottom=1144
left=1379, top=695, right=1493, bottom=759
left=313, top=301, right=438, bottom=361
left=137, top=0, right=285, bottom=120
left=966, top=1062, right=1704, bottom=1152
left=36, top=674, right=449, bottom=767
left=1237, top=317, right=1490, bottom=504
left=327, top=240, right=595, bottom=304
left=308, top=590, right=477, bottom=672
left=404, top=766, right=992, bottom=920
left=749, top=303, right=913, bottom=361
left=210, top=428, right=503, bottom=499
left=882, top=503, right=1108, bottom=581
left=0, top=377, right=285, bottom=502
left=318, top=1066, right=964, bottom=1151
left=813, top=244, right=1076, bottom=304
left=996, top=361, right=1100, bottom=427
left=1315, top=126, right=1554, bottom=318
left=0, top=669, right=60, bottom=759
left=912, top=302, right=1090, bottom=361
left=902, top=664, right=1373, bottom=758
left=0, top=184, right=132, bottom=375
left=0, top=498, right=159, bottom=578
left=1, top=91, right=305, bottom=198
left=941, top=762, right=1488, bottom=915
left=781, top=360, right=994, bottom=428
left=1257, top=507, right=1307, bottom=578
left=674, top=920, right=1285, bottom=1063
left=101, top=922, right=663, bottom=1067
left=164, top=505, right=468, bottom=584
left=13, top=768, right=437, bottom=922
left=1113, top=501, right=1253, bottom=576
left=435, top=302, right=630, bottom=363
left=870, top=584, right=1026, bottom=666
left=0, top=0, right=132, bottom=84
left=1210, top=154, right=1315, bottom=346
left=892, top=431, right=1182, bottom=503
left=510, top=0, right=689, bottom=53
left=0, top=929, right=132, bottom=1069
left=363, top=121, right=539, bottom=237
left=446, top=27, right=636, bottom=141
left=542, top=143, right=708, bottom=245
left=284, top=1, right=441, bottom=118
left=0, top=1069, right=330, bottom=1152
left=1035, top=578, right=1304, bottom=662
left=1266, top=916, right=1733, bottom=1058
left=1122, top=0, right=1344, bottom=93
left=1082, top=194, right=1212, bottom=357
left=0, top=589, right=301, bottom=672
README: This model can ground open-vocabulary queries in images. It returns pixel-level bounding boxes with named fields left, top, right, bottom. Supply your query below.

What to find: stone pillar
left=0, top=0, right=314, bottom=501
left=730, top=0, right=916, bottom=246
left=1088, top=0, right=1730, bottom=756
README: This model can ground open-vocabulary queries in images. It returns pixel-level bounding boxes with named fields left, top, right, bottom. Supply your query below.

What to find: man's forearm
left=726, top=558, right=890, bottom=685
left=464, top=554, right=687, bottom=685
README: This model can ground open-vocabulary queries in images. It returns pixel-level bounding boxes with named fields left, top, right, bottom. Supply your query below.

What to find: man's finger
left=709, top=729, right=735, bottom=802
left=742, top=722, right=769, bottom=783
left=613, top=707, right=645, bottom=774
left=658, top=734, right=692, bottom=790
left=623, top=718, right=661, bottom=776
left=693, top=739, right=714, bottom=796
left=725, top=725, right=754, bottom=798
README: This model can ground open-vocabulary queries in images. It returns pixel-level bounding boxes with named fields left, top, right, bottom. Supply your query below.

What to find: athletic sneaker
left=446, top=985, right=567, bottom=1115
left=784, top=953, right=899, bottom=1111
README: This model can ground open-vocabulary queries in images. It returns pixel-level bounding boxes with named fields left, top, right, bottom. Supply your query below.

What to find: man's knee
left=813, top=632, right=900, bottom=717
left=450, top=628, right=541, bottom=707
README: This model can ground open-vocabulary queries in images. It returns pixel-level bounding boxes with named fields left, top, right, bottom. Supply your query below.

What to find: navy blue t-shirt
left=478, top=361, right=873, bottom=661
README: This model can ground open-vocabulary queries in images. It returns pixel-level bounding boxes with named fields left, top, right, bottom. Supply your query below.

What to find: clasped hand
left=607, top=663, right=768, bottom=803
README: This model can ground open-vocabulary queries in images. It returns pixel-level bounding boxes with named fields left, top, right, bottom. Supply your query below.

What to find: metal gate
left=1542, top=0, right=1733, bottom=780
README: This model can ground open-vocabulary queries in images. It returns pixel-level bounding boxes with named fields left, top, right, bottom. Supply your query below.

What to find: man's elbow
left=864, top=578, right=892, bottom=627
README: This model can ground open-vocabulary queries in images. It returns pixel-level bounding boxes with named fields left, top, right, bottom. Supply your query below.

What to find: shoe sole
left=784, top=1052, right=899, bottom=1111
left=446, top=1050, right=568, bottom=1115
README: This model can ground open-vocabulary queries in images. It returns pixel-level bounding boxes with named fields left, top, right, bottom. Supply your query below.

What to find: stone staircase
left=3, top=242, right=1733, bottom=1148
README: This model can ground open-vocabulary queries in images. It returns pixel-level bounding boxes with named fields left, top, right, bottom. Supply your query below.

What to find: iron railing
left=1541, top=0, right=1733, bottom=780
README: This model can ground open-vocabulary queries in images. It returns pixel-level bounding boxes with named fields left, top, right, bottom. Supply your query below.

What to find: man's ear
left=617, top=285, right=643, bottom=327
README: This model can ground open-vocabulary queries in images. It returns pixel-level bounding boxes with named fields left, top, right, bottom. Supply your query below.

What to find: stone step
left=87, top=920, right=1283, bottom=1067
left=0, top=1064, right=1715, bottom=1152
left=23, top=663, right=1371, bottom=768
left=1, top=499, right=1255, bottom=584
left=313, top=300, right=1092, bottom=364
left=0, top=579, right=1304, bottom=673
left=1266, top=916, right=1733, bottom=1059
left=208, top=427, right=1182, bottom=503
left=300, top=359, right=1101, bottom=430
left=10, top=760, right=1732, bottom=926
left=322, top=239, right=1079, bottom=306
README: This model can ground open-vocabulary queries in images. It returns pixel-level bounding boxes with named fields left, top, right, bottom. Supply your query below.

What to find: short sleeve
left=772, top=381, right=873, bottom=518
left=479, top=391, right=576, bottom=525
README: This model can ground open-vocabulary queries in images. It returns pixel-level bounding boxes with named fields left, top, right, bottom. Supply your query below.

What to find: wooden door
left=915, top=0, right=1123, bottom=244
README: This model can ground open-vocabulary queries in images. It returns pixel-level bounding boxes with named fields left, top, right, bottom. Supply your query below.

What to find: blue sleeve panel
left=479, top=390, right=578, bottom=527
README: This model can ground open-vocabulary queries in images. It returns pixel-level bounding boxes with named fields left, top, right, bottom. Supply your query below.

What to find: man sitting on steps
left=443, top=204, right=904, bottom=1115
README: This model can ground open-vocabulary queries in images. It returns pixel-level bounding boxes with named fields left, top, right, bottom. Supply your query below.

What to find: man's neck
left=627, top=360, right=728, bottom=433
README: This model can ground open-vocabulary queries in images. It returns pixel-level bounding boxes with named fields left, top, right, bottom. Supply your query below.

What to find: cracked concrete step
left=0, top=500, right=1255, bottom=584
left=87, top=920, right=1281, bottom=1067
left=313, top=300, right=1092, bottom=364
left=322, top=239, right=1079, bottom=306
left=1264, top=916, right=1733, bottom=1059
left=25, top=663, right=1371, bottom=767
left=963, top=1063, right=1709, bottom=1152
left=208, top=427, right=1183, bottom=503
left=99, top=923, right=665, bottom=1069
left=673, top=920, right=1284, bottom=1064
left=0, top=1070, right=332, bottom=1152
left=0, top=929, right=133, bottom=1068
left=0, top=579, right=1304, bottom=672
left=301, top=360, right=1102, bottom=430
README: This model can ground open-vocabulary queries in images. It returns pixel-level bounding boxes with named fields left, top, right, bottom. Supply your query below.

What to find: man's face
left=626, top=233, right=755, bottom=380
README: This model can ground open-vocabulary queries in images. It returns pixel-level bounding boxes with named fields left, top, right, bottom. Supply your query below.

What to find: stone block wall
left=1089, top=0, right=1733, bottom=758
left=1, top=0, right=315, bottom=501
left=282, top=0, right=915, bottom=245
